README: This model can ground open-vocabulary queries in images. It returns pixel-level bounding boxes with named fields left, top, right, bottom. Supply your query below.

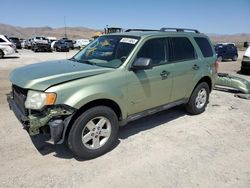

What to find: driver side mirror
left=130, top=57, right=153, bottom=71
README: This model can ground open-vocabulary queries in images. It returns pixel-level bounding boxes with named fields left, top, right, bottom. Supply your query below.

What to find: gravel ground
left=0, top=49, right=249, bottom=188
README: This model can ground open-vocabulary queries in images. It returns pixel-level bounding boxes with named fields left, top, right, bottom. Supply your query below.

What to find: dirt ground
left=0, top=50, right=249, bottom=188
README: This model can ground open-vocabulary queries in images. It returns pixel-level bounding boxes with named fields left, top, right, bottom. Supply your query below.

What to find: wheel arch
left=195, top=76, right=212, bottom=92
left=64, top=98, right=123, bottom=141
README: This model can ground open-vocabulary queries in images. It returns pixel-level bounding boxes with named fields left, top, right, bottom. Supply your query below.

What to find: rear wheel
left=185, top=82, right=209, bottom=115
left=232, top=55, right=238, bottom=61
left=0, top=50, right=4, bottom=58
left=68, top=106, right=119, bottom=159
left=217, top=56, right=223, bottom=62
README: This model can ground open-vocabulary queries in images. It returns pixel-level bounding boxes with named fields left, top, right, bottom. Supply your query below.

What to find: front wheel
left=185, top=82, right=210, bottom=115
left=68, top=106, right=119, bottom=159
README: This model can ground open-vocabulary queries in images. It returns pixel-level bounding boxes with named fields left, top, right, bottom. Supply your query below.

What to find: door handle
left=192, top=64, right=200, bottom=70
left=160, top=70, right=170, bottom=79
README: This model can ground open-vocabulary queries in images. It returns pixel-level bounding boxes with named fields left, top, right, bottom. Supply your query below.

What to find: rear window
left=194, top=37, right=213, bottom=57
left=171, top=37, right=196, bottom=61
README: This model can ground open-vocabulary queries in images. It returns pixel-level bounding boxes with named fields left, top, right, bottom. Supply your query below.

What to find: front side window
left=74, top=35, right=140, bottom=68
left=171, top=37, right=196, bottom=62
left=136, top=38, right=166, bottom=66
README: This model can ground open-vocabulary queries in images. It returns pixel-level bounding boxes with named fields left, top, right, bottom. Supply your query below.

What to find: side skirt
left=120, top=99, right=187, bottom=126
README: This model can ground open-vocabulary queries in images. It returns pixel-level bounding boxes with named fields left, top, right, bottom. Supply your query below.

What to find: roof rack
left=160, top=28, right=200, bottom=33
left=125, top=29, right=159, bottom=32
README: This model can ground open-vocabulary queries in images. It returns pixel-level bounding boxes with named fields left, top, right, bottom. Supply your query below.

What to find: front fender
left=48, top=84, right=127, bottom=120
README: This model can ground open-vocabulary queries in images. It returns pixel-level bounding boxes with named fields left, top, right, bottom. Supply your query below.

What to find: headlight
left=25, top=90, right=57, bottom=110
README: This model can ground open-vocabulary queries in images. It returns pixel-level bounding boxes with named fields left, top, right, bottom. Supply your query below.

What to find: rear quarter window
left=194, top=37, right=213, bottom=57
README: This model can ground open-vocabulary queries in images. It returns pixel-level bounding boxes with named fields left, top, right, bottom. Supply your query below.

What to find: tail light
left=214, top=59, right=219, bottom=73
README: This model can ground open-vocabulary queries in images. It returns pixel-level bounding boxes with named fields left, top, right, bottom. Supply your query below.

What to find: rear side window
left=137, top=38, right=166, bottom=65
left=0, top=38, right=6, bottom=42
left=194, top=37, right=213, bottom=57
left=171, top=37, right=196, bottom=61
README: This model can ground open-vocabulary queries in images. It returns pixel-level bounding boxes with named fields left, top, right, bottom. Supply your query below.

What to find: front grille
left=12, top=85, right=28, bottom=116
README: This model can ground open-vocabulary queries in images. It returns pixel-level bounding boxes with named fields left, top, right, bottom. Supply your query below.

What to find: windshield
left=73, top=35, right=140, bottom=68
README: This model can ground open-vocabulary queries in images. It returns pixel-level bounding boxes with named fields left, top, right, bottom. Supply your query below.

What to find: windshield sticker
left=120, top=38, right=138, bottom=44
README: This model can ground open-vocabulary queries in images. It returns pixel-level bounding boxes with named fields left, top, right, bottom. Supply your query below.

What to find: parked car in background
left=241, top=46, right=250, bottom=74
left=54, top=41, right=69, bottom=52
left=9, top=37, right=22, bottom=49
left=74, top=39, right=90, bottom=49
left=31, top=36, right=51, bottom=52
left=61, top=38, right=74, bottom=49
left=21, top=40, right=26, bottom=48
left=0, top=35, right=16, bottom=58
left=51, top=40, right=57, bottom=50
left=215, top=43, right=238, bottom=61
left=24, top=39, right=32, bottom=49
left=244, top=42, right=249, bottom=48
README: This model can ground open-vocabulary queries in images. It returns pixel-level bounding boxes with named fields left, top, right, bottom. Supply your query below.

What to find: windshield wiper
left=69, top=57, right=94, bottom=65
left=69, top=57, right=78, bottom=62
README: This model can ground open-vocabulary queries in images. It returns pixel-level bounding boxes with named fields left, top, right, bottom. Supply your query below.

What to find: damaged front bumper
left=215, top=73, right=250, bottom=94
left=7, top=93, right=76, bottom=143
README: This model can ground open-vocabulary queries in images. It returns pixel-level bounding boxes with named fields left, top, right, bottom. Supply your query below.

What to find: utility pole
left=64, top=16, right=67, bottom=38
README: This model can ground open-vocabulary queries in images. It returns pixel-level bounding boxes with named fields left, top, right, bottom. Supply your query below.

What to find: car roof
left=106, top=30, right=207, bottom=38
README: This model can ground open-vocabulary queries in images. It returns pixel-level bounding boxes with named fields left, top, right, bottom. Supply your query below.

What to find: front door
left=127, top=38, right=173, bottom=115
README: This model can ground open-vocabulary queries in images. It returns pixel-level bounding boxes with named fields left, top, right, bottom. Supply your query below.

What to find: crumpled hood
left=10, top=59, right=113, bottom=91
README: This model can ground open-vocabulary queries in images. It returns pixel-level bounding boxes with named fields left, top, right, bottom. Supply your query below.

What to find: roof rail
left=160, top=28, right=200, bottom=33
left=125, top=29, right=159, bottom=32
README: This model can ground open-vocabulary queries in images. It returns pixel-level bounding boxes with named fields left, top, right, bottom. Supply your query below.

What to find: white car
left=74, top=39, right=90, bottom=49
left=241, top=46, right=250, bottom=74
left=51, top=40, right=57, bottom=50
left=0, top=35, right=16, bottom=58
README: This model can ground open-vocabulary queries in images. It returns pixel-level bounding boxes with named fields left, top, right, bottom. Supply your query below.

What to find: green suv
left=7, top=28, right=217, bottom=159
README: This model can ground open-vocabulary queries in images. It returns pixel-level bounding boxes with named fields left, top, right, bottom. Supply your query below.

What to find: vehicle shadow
left=119, top=107, right=186, bottom=139
left=237, top=70, right=250, bottom=76
left=214, top=87, right=239, bottom=94
left=30, top=131, right=120, bottom=161
left=30, top=135, right=73, bottom=159
left=2, top=56, right=20, bottom=59
left=30, top=106, right=186, bottom=160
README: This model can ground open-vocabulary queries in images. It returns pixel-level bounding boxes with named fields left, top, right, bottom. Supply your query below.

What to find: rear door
left=168, top=37, right=199, bottom=102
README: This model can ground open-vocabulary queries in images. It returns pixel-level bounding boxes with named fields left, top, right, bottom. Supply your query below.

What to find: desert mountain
left=0, top=23, right=98, bottom=39
left=0, top=23, right=250, bottom=43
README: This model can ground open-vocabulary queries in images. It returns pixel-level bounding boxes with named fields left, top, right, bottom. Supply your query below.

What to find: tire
left=0, top=50, right=4, bottom=59
left=232, top=55, right=238, bottom=61
left=241, top=68, right=245, bottom=74
left=68, top=106, right=119, bottom=159
left=185, top=82, right=210, bottom=115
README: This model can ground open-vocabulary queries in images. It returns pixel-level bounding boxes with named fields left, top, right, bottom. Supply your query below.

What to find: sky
left=0, top=0, right=250, bottom=34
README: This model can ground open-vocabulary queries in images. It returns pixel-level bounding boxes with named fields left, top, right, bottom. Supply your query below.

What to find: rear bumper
left=33, top=44, right=51, bottom=51
left=241, top=60, right=250, bottom=73
left=3, top=46, right=15, bottom=56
